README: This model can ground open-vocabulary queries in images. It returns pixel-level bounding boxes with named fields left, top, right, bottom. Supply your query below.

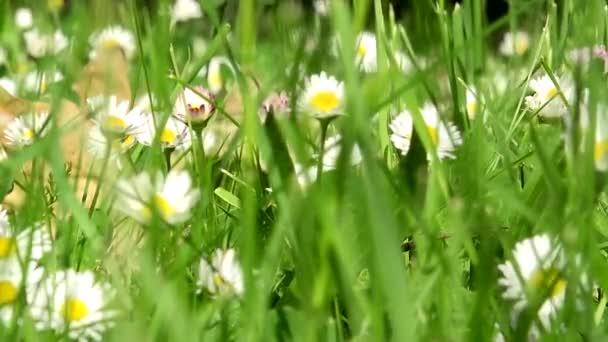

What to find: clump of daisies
left=196, top=248, right=244, bottom=297
left=28, top=269, right=118, bottom=341
left=499, top=31, right=530, bottom=57
left=299, top=72, right=344, bottom=119
left=115, top=169, right=200, bottom=225
left=498, top=234, right=567, bottom=334
left=525, top=74, right=572, bottom=119
left=89, top=26, right=136, bottom=60
left=388, top=104, right=462, bottom=160
left=3, top=112, right=50, bottom=150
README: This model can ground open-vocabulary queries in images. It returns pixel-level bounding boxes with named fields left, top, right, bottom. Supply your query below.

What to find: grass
left=1, top=0, right=608, bottom=340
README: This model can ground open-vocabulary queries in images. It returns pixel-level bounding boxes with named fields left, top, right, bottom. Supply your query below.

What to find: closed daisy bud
left=197, top=248, right=244, bottom=297
left=115, top=170, right=200, bottom=225
left=173, top=86, right=215, bottom=123
left=299, top=72, right=344, bottom=119
left=498, top=234, right=566, bottom=331
left=499, top=31, right=530, bottom=57
left=28, top=269, right=118, bottom=341
left=3, top=112, right=50, bottom=150
left=23, top=29, right=68, bottom=58
left=89, top=26, right=136, bottom=60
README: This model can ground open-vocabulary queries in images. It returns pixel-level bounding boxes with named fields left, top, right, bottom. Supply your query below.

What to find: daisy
left=206, top=56, right=235, bottom=94
left=3, top=112, right=50, bottom=149
left=0, top=209, right=52, bottom=262
left=320, top=134, right=362, bottom=169
left=0, top=77, right=16, bottom=96
left=28, top=269, right=117, bottom=341
left=89, top=26, right=136, bottom=60
left=294, top=163, right=318, bottom=188
left=498, top=31, right=530, bottom=57
left=171, top=0, right=202, bottom=24
left=136, top=115, right=190, bottom=149
left=314, top=0, right=330, bottom=16
left=0, top=258, right=43, bottom=325
left=15, top=8, right=33, bottom=30
left=525, top=75, right=570, bottom=119
left=355, top=32, right=378, bottom=72
left=466, top=87, right=481, bottom=120
left=498, top=234, right=566, bottom=330
left=420, top=104, right=462, bottom=159
left=23, top=29, right=68, bottom=58
left=23, top=71, right=63, bottom=94
left=115, top=170, right=200, bottom=225
left=196, top=248, right=244, bottom=297
left=87, top=124, right=137, bottom=161
left=172, top=86, right=215, bottom=123
left=87, top=95, right=142, bottom=136
left=299, top=72, right=344, bottom=119
left=595, top=112, right=608, bottom=171
left=389, top=110, right=413, bottom=156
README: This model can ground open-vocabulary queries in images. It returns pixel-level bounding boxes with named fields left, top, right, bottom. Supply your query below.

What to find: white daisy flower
left=171, top=0, right=202, bottom=24
left=355, top=32, right=378, bottom=72
left=498, top=234, right=566, bottom=330
left=294, top=163, right=318, bottom=188
left=137, top=115, right=190, bottom=149
left=0, top=77, right=16, bottom=96
left=299, top=72, right=345, bottom=119
left=206, top=56, right=235, bottom=94
left=23, top=29, right=68, bottom=58
left=88, top=95, right=142, bottom=136
left=499, top=31, right=530, bottom=57
left=89, top=26, right=136, bottom=60
left=15, top=8, right=33, bottom=30
left=0, top=210, right=52, bottom=263
left=389, top=110, right=413, bottom=156
left=466, top=87, right=481, bottom=120
left=28, top=269, right=117, bottom=341
left=320, top=134, right=362, bottom=169
left=415, top=104, right=463, bottom=160
left=525, top=74, right=571, bottom=119
left=595, top=111, right=608, bottom=171
left=115, top=170, right=200, bottom=225
left=197, top=248, right=244, bottom=297
left=172, top=86, right=215, bottom=123
left=0, top=257, right=43, bottom=325
left=314, top=0, right=330, bottom=16
left=3, top=112, right=50, bottom=149
left=22, top=71, right=63, bottom=94
left=87, top=124, right=137, bottom=162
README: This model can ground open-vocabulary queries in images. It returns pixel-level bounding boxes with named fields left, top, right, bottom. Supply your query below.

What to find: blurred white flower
left=0, top=257, right=43, bottom=325
left=3, top=112, right=50, bottom=149
left=498, top=234, right=565, bottom=331
left=23, top=71, right=63, bottom=94
left=116, top=170, right=200, bottom=225
left=0, top=77, right=16, bottom=96
left=173, top=86, right=215, bottom=123
left=466, top=87, right=481, bottom=120
left=314, top=0, right=330, bottom=16
left=197, top=248, right=244, bottom=297
left=525, top=74, right=571, bottom=119
left=88, top=95, right=143, bottom=136
left=0, top=210, right=52, bottom=263
left=171, top=0, right=202, bottom=24
left=499, top=31, right=530, bottom=57
left=389, top=110, right=413, bottom=156
left=206, top=56, right=235, bottom=94
left=137, top=115, right=190, bottom=149
left=87, top=124, right=136, bottom=162
left=23, top=29, right=68, bottom=58
left=595, top=111, right=608, bottom=171
left=15, top=8, right=33, bottom=30
left=420, top=104, right=462, bottom=160
left=355, top=32, right=378, bottom=72
left=394, top=51, right=413, bottom=73
left=299, top=72, right=344, bottom=119
left=320, top=134, right=362, bottom=169
left=89, top=26, right=136, bottom=60
left=28, top=269, right=117, bottom=341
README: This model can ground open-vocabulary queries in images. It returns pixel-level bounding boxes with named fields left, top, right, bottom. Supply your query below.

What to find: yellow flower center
left=153, top=194, right=176, bottom=220
left=530, top=267, right=567, bottom=298
left=23, top=129, right=35, bottom=141
left=546, top=87, right=559, bottom=99
left=60, top=298, right=90, bottom=322
left=160, top=129, right=177, bottom=145
left=0, top=237, right=16, bottom=258
left=310, top=91, right=340, bottom=113
left=427, top=126, right=438, bottom=146
left=101, top=39, right=121, bottom=50
left=121, top=134, right=135, bottom=148
left=595, top=139, right=608, bottom=162
left=209, top=72, right=223, bottom=89
left=0, top=281, right=18, bottom=305
left=213, top=274, right=225, bottom=287
left=104, top=115, right=128, bottom=132
left=467, top=101, right=477, bottom=116
left=357, top=44, right=367, bottom=57
left=16, top=62, right=29, bottom=75
left=515, top=38, right=529, bottom=56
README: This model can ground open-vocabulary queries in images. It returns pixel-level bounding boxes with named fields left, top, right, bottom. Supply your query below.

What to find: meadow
left=1, top=0, right=608, bottom=340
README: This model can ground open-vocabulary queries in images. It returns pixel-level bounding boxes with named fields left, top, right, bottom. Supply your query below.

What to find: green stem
left=316, top=118, right=331, bottom=182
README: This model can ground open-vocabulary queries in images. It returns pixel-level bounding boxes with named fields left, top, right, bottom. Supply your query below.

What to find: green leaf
left=214, top=187, right=241, bottom=209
